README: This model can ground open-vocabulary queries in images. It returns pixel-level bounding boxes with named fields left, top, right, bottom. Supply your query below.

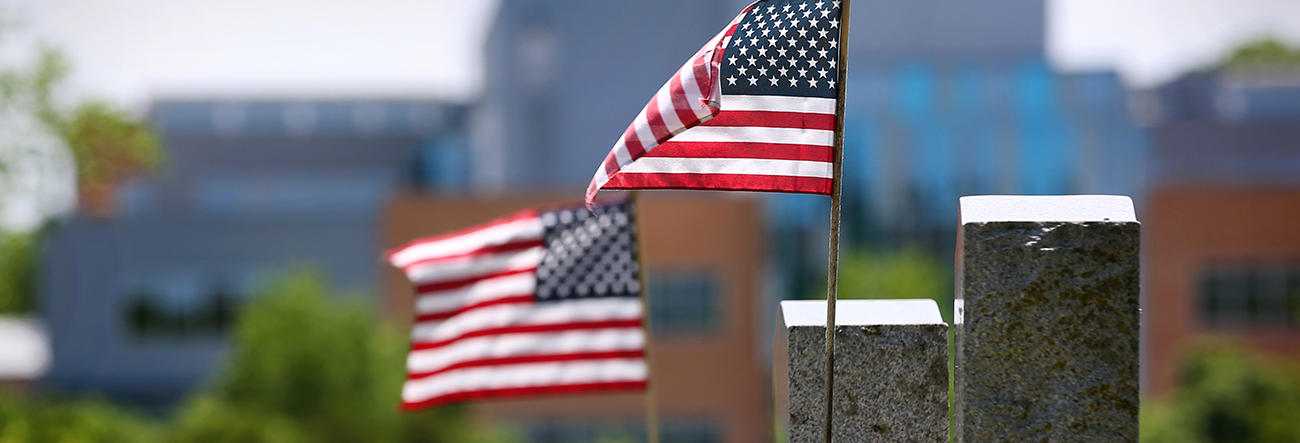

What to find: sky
left=4, top=0, right=1300, bottom=112
left=1048, top=0, right=1300, bottom=85
left=2, top=0, right=501, bottom=109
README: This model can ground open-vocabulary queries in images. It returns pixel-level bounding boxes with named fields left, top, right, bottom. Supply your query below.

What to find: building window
left=123, top=281, right=243, bottom=339
left=648, top=271, right=722, bottom=336
left=193, top=174, right=386, bottom=214
left=517, top=5, right=559, bottom=92
left=1199, top=261, right=1300, bottom=328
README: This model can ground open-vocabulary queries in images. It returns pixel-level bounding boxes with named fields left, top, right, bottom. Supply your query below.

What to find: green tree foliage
left=0, top=391, right=159, bottom=443
left=203, top=271, right=404, bottom=443
left=175, top=269, right=514, bottom=443
left=166, top=397, right=305, bottom=443
left=1142, top=340, right=1300, bottom=443
left=1222, top=38, right=1300, bottom=69
left=1, top=15, right=161, bottom=219
left=58, top=101, right=162, bottom=205
left=815, top=248, right=953, bottom=322
left=0, top=233, right=36, bottom=313
left=0, top=46, right=162, bottom=195
left=0, top=14, right=163, bottom=314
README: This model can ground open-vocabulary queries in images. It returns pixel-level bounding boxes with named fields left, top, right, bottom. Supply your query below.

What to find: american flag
left=587, top=0, right=843, bottom=208
left=387, top=202, right=646, bottom=410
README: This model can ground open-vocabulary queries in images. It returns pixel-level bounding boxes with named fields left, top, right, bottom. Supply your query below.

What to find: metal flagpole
left=630, top=191, right=660, bottom=443
left=823, top=1, right=852, bottom=442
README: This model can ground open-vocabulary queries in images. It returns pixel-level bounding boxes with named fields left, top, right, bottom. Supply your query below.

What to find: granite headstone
left=954, top=195, right=1140, bottom=442
left=777, top=299, right=949, bottom=443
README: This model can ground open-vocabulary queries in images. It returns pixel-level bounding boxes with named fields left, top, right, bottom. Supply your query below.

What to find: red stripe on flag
left=604, top=172, right=833, bottom=195
left=401, top=239, right=544, bottom=271
left=644, top=94, right=673, bottom=141
left=406, top=350, right=646, bottom=381
left=410, top=320, right=644, bottom=351
left=414, top=295, right=535, bottom=323
left=647, top=141, right=833, bottom=162
left=622, top=126, right=646, bottom=158
left=668, top=75, right=701, bottom=130
left=401, top=381, right=647, bottom=411
left=602, top=154, right=620, bottom=178
left=414, top=267, right=536, bottom=294
left=701, top=110, right=835, bottom=130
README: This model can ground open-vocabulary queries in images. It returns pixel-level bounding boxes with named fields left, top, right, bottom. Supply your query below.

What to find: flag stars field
left=723, top=3, right=844, bottom=93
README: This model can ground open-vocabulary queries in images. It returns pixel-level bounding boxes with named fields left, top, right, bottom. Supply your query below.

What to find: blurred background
left=1, top=0, right=1299, bottom=442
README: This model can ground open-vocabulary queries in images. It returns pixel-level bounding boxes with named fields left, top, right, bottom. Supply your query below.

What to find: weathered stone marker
left=776, top=299, right=948, bottom=443
left=955, top=195, right=1140, bottom=442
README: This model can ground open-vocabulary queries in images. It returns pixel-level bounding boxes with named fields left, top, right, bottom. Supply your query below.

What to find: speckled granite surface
left=787, top=324, right=949, bottom=443
left=955, top=221, right=1140, bottom=443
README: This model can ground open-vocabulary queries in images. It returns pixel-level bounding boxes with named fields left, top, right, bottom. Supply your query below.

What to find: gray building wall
left=473, top=0, right=733, bottom=191
left=1149, top=71, right=1300, bottom=188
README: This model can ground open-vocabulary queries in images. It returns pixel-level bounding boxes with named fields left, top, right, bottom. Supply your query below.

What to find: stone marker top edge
left=781, top=299, right=944, bottom=327
left=959, top=195, right=1137, bottom=224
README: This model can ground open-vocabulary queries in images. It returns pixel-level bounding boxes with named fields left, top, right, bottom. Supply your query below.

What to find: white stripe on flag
left=593, top=166, right=612, bottom=188
left=619, top=157, right=834, bottom=179
left=719, top=95, right=837, bottom=114
left=416, top=272, right=538, bottom=316
left=612, top=140, right=633, bottom=167
left=402, top=358, right=648, bottom=403
left=678, top=62, right=712, bottom=121
left=654, top=85, right=685, bottom=131
left=411, top=297, right=643, bottom=343
left=407, top=327, right=645, bottom=374
left=390, top=218, right=544, bottom=268
left=632, top=108, right=658, bottom=151
left=405, top=247, right=544, bottom=285
left=670, top=126, right=834, bottom=146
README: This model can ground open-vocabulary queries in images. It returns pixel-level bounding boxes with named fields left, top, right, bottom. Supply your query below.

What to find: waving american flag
left=587, top=0, right=843, bottom=207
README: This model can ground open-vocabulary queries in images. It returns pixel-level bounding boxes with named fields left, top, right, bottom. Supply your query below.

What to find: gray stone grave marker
left=776, top=299, right=948, bottom=443
left=954, top=195, right=1140, bottom=442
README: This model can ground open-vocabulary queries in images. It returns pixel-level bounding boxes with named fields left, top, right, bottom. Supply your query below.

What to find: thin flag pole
left=823, top=1, right=852, bottom=442
left=630, top=191, right=660, bottom=443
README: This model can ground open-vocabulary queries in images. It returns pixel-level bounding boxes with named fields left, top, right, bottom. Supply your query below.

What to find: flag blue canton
left=720, top=0, right=842, bottom=99
left=536, top=202, right=640, bottom=302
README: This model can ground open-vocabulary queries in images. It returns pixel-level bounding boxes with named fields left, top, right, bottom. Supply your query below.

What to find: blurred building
left=40, top=99, right=468, bottom=406
left=469, top=0, right=1147, bottom=302
left=472, top=0, right=739, bottom=191
left=789, top=0, right=1145, bottom=276
left=1143, top=69, right=1300, bottom=396
left=774, top=0, right=1151, bottom=298
left=382, top=193, right=769, bottom=443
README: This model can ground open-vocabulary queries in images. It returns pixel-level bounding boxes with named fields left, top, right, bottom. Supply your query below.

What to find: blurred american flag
left=387, top=202, right=646, bottom=410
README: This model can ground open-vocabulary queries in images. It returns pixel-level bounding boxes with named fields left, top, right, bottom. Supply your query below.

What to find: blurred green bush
left=813, top=248, right=954, bottom=323
left=0, top=233, right=36, bottom=314
left=0, top=392, right=159, bottom=443
left=1143, top=339, right=1300, bottom=443
left=173, top=269, right=516, bottom=443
